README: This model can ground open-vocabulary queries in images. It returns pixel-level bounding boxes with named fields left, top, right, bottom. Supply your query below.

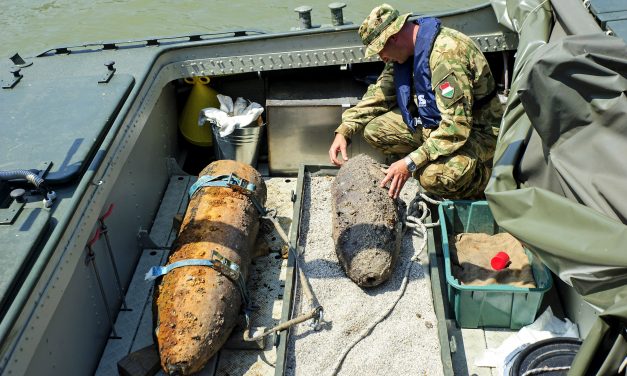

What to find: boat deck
left=96, top=173, right=292, bottom=375
left=94, top=169, right=541, bottom=375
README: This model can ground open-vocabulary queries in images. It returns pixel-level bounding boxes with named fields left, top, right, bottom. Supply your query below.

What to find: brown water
left=1, top=0, right=487, bottom=59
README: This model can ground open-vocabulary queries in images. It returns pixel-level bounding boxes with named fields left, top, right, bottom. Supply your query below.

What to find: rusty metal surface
left=154, top=160, right=266, bottom=374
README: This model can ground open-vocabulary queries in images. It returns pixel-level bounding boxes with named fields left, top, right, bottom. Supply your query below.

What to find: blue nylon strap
left=144, top=259, right=231, bottom=281
left=144, top=254, right=251, bottom=308
left=187, top=173, right=267, bottom=215
left=188, top=173, right=256, bottom=198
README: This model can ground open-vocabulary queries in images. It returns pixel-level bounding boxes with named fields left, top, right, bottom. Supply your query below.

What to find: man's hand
left=380, top=159, right=411, bottom=199
left=329, top=133, right=349, bottom=166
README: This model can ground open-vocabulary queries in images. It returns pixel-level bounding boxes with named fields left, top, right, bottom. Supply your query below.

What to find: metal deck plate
left=0, top=74, right=134, bottom=183
left=589, top=0, right=627, bottom=40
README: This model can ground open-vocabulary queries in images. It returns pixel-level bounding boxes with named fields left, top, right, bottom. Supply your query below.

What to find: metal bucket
left=211, top=119, right=264, bottom=168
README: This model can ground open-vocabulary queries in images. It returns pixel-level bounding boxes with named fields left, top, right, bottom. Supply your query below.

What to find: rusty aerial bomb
left=331, top=154, right=403, bottom=287
left=152, top=160, right=266, bottom=375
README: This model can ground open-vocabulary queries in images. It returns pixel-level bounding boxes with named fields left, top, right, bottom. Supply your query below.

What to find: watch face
left=405, top=157, right=417, bottom=172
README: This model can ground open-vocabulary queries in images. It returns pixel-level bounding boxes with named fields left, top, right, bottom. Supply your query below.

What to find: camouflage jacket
left=335, top=27, right=501, bottom=168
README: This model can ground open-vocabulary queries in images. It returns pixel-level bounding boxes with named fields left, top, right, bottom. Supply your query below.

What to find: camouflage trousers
left=363, top=107, right=494, bottom=199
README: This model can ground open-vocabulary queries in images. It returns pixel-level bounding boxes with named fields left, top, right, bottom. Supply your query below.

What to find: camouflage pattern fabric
left=359, top=3, right=411, bottom=58
left=336, top=27, right=503, bottom=199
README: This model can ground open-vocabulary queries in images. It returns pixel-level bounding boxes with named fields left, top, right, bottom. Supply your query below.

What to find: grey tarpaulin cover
left=487, top=0, right=627, bottom=374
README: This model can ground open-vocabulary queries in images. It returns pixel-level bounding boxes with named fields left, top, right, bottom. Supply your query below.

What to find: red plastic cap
left=491, top=251, right=510, bottom=271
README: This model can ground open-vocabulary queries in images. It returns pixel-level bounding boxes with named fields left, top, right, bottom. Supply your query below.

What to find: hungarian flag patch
left=439, top=82, right=454, bottom=98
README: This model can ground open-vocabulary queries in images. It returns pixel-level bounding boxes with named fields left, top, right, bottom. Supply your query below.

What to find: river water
left=1, top=0, right=486, bottom=59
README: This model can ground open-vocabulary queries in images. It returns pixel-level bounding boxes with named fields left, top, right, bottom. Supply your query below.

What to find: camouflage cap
left=359, top=4, right=410, bottom=58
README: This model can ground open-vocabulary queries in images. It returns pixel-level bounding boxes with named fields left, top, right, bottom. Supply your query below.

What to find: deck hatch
left=0, top=74, right=134, bottom=183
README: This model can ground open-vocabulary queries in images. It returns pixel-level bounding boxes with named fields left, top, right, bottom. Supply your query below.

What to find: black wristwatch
left=404, top=156, right=417, bottom=172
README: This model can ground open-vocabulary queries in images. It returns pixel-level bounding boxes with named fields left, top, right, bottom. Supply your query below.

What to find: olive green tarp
left=487, top=0, right=627, bottom=374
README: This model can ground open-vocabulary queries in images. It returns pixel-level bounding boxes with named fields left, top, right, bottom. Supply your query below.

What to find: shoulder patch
left=434, top=71, right=463, bottom=108
left=439, top=82, right=455, bottom=98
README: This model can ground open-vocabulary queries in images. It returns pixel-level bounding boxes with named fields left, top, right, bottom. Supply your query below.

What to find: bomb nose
left=362, top=275, right=380, bottom=287
left=167, top=363, right=187, bottom=376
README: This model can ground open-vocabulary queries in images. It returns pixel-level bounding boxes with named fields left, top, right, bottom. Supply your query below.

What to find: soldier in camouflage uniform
left=328, top=4, right=503, bottom=199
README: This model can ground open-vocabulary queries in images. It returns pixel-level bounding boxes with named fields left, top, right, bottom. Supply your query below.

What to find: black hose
left=0, top=169, right=44, bottom=188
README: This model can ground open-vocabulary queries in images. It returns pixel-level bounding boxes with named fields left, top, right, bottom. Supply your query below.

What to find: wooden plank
left=96, top=249, right=167, bottom=376
left=219, top=177, right=293, bottom=375
left=608, top=20, right=627, bottom=40
left=117, top=344, right=160, bottom=376
left=589, top=0, right=627, bottom=15
left=596, top=10, right=627, bottom=25
left=450, top=328, right=492, bottom=376
left=483, top=328, right=516, bottom=375
left=149, top=175, right=193, bottom=248
left=463, top=328, right=491, bottom=375
left=98, top=176, right=195, bottom=375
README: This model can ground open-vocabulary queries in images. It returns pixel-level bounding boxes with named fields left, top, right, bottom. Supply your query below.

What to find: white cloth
left=475, top=307, right=580, bottom=375
left=198, top=94, right=264, bottom=137
left=218, top=94, right=233, bottom=114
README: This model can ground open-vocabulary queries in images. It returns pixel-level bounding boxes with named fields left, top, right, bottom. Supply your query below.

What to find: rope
left=240, top=209, right=323, bottom=343
left=418, top=192, right=443, bottom=205
left=406, top=195, right=440, bottom=230
left=521, top=366, right=570, bottom=376
left=263, top=209, right=320, bottom=311
left=329, top=197, right=435, bottom=376
left=519, top=0, right=551, bottom=34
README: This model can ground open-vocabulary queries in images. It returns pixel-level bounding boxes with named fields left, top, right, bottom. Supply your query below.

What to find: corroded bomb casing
left=332, top=154, right=403, bottom=287
left=153, top=160, right=266, bottom=375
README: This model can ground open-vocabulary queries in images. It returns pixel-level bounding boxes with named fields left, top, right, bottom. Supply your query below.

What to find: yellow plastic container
left=179, top=76, right=220, bottom=146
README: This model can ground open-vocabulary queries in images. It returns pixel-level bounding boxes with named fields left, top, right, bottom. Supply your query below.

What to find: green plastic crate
left=439, top=200, right=552, bottom=329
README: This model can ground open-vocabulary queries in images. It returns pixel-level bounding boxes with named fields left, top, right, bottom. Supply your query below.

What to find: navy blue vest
left=394, top=17, right=442, bottom=132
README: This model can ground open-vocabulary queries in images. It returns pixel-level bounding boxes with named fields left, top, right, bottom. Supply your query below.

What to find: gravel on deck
left=286, top=175, right=443, bottom=376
